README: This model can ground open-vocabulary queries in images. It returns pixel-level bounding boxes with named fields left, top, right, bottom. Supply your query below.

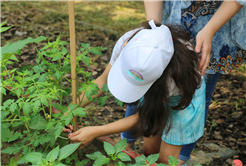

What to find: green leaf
left=93, top=156, right=110, bottom=166
left=168, top=156, right=179, bottom=166
left=115, top=98, right=123, bottom=107
left=11, top=121, right=23, bottom=128
left=101, top=83, right=109, bottom=92
left=33, top=65, right=45, bottom=73
left=55, top=71, right=63, bottom=79
left=86, top=151, right=104, bottom=160
left=89, top=47, right=103, bottom=56
left=29, top=115, right=47, bottom=130
left=64, top=115, right=73, bottom=126
left=7, top=157, right=18, bottom=166
left=97, top=96, right=108, bottom=107
left=115, top=138, right=127, bottom=154
left=1, top=86, right=6, bottom=95
left=46, top=145, right=59, bottom=162
left=38, top=73, right=48, bottom=82
left=85, top=83, right=100, bottom=101
left=45, top=121, right=55, bottom=131
left=1, top=145, right=22, bottom=154
left=104, top=142, right=115, bottom=156
left=117, top=152, right=131, bottom=161
left=10, top=103, right=18, bottom=113
left=1, top=20, right=7, bottom=27
left=52, top=103, right=64, bottom=111
left=126, top=164, right=133, bottom=166
left=1, top=128, right=11, bottom=142
left=1, top=36, right=46, bottom=57
left=17, top=156, right=28, bottom=165
left=135, top=155, right=146, bottom=165
left=8, top=132, right=22, bottom=142
left=25, top=152, right=43, bottom=163
left=52, top=54, right=61, bottom=61
left=75, top=159, right=90, bottom=166
left=73, top=107, right=86, bottom=117
left=33, top=100, right=41, bottom=113
left=2, top=99, right=14, bottom=110
left=80, top=53, right=90, bottom=67
left=146, top=154, right=159, bottom=165
left=23, top=103, right=31, bottom=116
left=81, top=43, right=90, bottom=49
left=58, top=143, right=81, bottom=161
left=55, top=123, right=63, bottom=139
left=16, top=88, right=22, bottom=97
left=55, top=163, right=66, bottom=166
left=40, top=97, right=49, bottom=107
left=1, top=111, right=10, bottom=119
left=117, top=161, right=126, bottom=166
left=194, top=163, right=202, bottom=166
left=1, top=26, right=12, bottom=33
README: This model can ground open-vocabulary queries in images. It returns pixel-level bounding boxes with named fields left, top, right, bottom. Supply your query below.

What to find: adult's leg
left=121, top=105, right=138, bottom=148
left=178, top=73, right=221, bottom=163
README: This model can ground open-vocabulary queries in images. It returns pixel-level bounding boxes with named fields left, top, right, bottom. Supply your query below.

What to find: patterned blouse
left=162, top=1, right=246, bottom=74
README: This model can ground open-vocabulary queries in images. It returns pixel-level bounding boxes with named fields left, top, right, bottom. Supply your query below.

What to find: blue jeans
left=121, top=73, right=221, bottom=161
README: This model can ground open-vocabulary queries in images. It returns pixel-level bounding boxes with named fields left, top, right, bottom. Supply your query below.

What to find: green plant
left=86, top=138, right=201, bottom=166
left=86, top=139, right=132, bottom=166
left=1, top=32, right=115, bottom=165
left=206, top=119, right=217, bottom=132
left=0, top=21, right=46, bottom=106
left=1, top=21, right=12, bottom=33
left=23, top=143, right=81, bottom=166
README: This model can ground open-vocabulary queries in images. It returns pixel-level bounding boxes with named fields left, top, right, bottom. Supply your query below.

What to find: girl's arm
left=78, top=63, right=112, bottom=107
left=144, top=1, right=163, bottom=23
left=69, top=112, right=139, bottom=148
left=62, top=63, right=112, bottom=132
left=196, top=1, right=243, bottom=75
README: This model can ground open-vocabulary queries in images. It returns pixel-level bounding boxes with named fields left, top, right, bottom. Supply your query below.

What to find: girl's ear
left=124, top=41, right=128, bottom=47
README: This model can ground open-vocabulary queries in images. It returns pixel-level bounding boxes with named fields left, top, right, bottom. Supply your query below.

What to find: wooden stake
left=68, top=1, right=77, bottom=132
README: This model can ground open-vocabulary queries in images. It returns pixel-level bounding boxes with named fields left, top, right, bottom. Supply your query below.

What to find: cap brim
left=107, top=55, right=153, bottom=103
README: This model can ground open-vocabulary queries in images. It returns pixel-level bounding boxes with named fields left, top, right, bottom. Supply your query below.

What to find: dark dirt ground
left=1, top=1, right=246, bottom=166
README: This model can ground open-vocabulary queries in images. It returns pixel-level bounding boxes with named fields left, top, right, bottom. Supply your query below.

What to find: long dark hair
left=127, top=21, right=201, bottom=138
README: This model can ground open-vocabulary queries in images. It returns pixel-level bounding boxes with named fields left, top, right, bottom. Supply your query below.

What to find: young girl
left=68, top=20, right=205, bottom=165
left=133, top=1, right=245, bottom=165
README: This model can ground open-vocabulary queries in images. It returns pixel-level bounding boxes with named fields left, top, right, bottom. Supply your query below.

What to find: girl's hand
left=68, top=126, right=98, bottom=149
left=62, top=124, right=73, bottom=133
left=195, top=27, right=214, bottom=76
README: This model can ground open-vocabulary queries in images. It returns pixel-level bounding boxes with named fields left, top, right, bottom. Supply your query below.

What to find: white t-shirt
left=110, top=28, right=180, bottom=96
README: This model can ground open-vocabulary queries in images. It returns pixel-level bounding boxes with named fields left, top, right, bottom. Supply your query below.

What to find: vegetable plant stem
left=2, top=119, right=21, bottom=122
left=60, top=77, right=63, bottom=106
left=10, top=115, right=18, bottom=124
left=1, top=67, right=3, bottom=106
left=5, top=114, right=15, bottom=121
left=49, top=100, right=52, bottom=122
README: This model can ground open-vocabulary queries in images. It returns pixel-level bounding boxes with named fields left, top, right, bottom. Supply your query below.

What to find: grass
left=1, top=1, right=145, bottom=34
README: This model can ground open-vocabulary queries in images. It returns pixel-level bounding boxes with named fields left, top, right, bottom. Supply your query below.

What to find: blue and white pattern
left=162, top=0, right=246, bottom=74
left=162, top=79, right=206, bottom=145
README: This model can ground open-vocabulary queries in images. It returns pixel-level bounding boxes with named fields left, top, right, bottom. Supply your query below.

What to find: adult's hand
left=195, top=27, right=214, bottom=76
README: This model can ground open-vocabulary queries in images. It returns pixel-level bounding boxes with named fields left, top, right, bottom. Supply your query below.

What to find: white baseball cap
left=107, top=20, right=174, bottom=103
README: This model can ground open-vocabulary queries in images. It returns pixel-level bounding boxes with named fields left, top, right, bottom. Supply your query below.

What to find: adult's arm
left=69, top=112, right=139, bottom=148
left=196, top=1, right=243, bottom=75
left=144, top=1, right=164, bottom=23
